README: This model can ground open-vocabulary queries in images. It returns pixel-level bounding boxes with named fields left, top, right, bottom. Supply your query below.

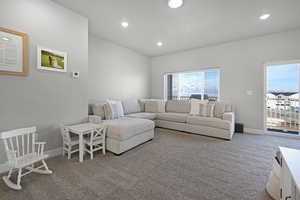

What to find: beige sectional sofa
left=89, top=99, right=235, bottom=155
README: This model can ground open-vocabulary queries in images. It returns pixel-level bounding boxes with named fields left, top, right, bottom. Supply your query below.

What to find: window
left=165, top=69, right=220, bottom=101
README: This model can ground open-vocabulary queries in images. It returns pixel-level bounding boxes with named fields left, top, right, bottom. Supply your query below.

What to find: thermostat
left=72, top=72, right=80, bottom=79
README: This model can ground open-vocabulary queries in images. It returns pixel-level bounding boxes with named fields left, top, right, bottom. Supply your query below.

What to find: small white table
left=67, top=123, right=104, bottom=162
left=280, top=147, right=300, bottom=199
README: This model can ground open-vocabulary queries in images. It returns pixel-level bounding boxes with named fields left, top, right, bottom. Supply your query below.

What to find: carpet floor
left=1, top=128, right=300, bottom=200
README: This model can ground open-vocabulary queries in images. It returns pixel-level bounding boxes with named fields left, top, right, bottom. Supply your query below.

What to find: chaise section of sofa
left=89, top=100, right=155, bottom=154
left=103, top=117, right=154, bottom=155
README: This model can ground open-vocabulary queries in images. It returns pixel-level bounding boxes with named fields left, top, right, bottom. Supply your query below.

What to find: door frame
left=263, top=60, right=300, bottom=138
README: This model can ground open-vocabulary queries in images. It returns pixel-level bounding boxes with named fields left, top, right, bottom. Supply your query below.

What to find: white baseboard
left=244, top=128, right=265, bottom=135
left=0, top=147, right=62, bottom=174
left=244, top=128, right=300, bottom=139
left=46, top=147, right=63, bottom=158
left=0, top=163, right=8, bottom=174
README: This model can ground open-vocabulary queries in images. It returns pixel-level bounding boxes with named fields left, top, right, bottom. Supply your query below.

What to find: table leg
left=79, top=134, right=83, bottom=162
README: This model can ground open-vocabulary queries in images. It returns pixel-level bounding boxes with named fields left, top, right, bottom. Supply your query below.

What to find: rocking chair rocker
left=0, top=127, right=52, bottom=190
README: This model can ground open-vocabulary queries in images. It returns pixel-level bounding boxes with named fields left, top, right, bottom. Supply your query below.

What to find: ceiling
left=53, top=0, right=300, bottom=57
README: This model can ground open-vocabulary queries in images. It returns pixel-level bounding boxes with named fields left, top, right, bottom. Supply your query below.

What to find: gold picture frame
left=0, top=27, right=29, bottom=76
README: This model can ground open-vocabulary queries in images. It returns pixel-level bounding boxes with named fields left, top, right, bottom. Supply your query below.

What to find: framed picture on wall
left=37, top=46, right=67, bottom=72
left=0, top=27, right=29, bottom=76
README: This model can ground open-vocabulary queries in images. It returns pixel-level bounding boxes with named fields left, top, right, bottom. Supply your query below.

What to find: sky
left=267, top=64, right=299, bottom=93
left=204, top=70, right=219, bottom=95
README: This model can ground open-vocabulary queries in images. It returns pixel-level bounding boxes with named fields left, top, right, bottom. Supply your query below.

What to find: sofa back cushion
left=166, top=100, right=190, bottom=113
left=122, top=100, right=141, bottom=114
left=145, top=100, right=166, bottom=113
left=139, top=99, right=159, bottom=112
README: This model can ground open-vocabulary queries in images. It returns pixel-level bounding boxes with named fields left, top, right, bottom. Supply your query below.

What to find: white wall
left=151, top=29, right=300, bottom=131
left=0, top=0, right=88, bottom=165
left=89, top=35, right=151, bottom=100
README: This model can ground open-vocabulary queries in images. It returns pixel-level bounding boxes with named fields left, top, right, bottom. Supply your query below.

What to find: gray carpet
left=1, top=128, right=300, bottom=200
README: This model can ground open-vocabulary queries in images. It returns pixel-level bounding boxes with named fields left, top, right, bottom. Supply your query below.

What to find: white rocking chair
left=0, top=127, right=52, bottom=190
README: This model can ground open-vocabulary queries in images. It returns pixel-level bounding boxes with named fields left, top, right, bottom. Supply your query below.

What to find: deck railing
left=171, top=95, right=218, bottom=101
left=266, top=98, right=299, bottom=132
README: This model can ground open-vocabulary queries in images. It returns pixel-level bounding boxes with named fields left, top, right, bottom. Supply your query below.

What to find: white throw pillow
left=92, top=103, right=106, bottom=119
left=138, top=99, right=146, bottom=112
left=199, top=103, right=215, bottom=117
left=107, top=100, right=124, bottom=119
left=190, top=99, right=208, bottom=115
left=103, top=103, right=114, bottom=120
left=122, top=99, right=140, bottom=114
left=213, top=101, right=226, bottom=118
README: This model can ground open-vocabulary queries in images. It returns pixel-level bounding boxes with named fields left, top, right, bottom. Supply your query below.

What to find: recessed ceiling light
left=1, top=37, right=9, bottom=41
left=157, top=41, right=163, bottom=47
left=121, top=21, right=129, bottom=28
left=260, top=14, right=271, bottom=20
left=168, top=0, right=183, bottom=8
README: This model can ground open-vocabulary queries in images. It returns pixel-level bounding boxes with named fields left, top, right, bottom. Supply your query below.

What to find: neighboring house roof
left=270, top=92, right=297, bottom=96
left=267, top=93, right=276, bottom=98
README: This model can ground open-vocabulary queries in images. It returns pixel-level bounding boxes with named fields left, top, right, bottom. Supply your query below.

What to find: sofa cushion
left=166, top=100, right=190, bottom=113
left=122, top=99, right=141, bottom=114
left=145, top=100, right=165, bottom=113
left=187, top=116, right=231, bottom=130
left=156, top=112, right=188, bottom=123
left=125, top=112, right=157, bottom=120
left=103, top=117, right=155, bottom=141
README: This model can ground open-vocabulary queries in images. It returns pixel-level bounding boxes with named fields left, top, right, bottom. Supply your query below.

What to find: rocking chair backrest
left=60, top=125, right=71, bottom=143
left=0, top=127, right=37, bottom=163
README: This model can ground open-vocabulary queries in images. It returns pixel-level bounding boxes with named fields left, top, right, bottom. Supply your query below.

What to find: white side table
left=67, top=123, right=104, bottom=162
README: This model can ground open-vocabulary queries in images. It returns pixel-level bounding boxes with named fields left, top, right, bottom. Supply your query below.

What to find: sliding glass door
left=165, top=69, right=220, bottom=101
left=265, top=62, right=300, bottom=135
